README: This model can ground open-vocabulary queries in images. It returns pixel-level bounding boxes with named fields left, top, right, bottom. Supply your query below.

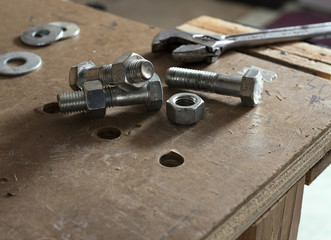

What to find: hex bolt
left=58, top=73, right=163, bottom=119
left=69, top=52, right=154, bottom=91
left=166, top=67, right=264, bottom=107
left=83, top=60, right=154, bottom=84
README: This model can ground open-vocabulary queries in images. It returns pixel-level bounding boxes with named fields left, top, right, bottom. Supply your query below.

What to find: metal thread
left=57, top=84, right=150, bottom=113
left=166, top=67, right=242, bottom=97
left=166, top=67, right=217, bottom=91
left=87, top=60, right=153, bottom=85
left=99, top=65, right=113, bottom=85
left=57, top=88, right=112, bottom=113
left=57, top=91, right=86, bottom=113
left=127, top=59, right=154, bottom=83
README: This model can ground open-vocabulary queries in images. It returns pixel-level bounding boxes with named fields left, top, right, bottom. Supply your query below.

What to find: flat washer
left=21, top=24, right=63, bottom=46
left=49, top=22, right=80, bottom=39
left=0, top=51, right=42, bottom=76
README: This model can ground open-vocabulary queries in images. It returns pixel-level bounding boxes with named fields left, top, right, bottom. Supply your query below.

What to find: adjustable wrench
left=152, top=22, right=331, bottom=63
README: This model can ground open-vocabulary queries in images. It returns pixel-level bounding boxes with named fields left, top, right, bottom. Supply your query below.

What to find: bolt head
left=240, top=68, right=263, bottom=107
left=69, top=60, right=96, bottom=91
left=111, top=52, right=151, bottom=88
left=166, top=93, right=205, bottom=125
left=83, top=80, right=106, bottom=119
left=145, top=73, right=163, bottom=111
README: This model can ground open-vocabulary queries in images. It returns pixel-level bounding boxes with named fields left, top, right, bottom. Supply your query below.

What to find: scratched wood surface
left=0, top=1, right=331, bottom=240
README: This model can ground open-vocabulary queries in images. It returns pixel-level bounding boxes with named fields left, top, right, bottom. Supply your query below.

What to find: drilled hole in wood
left=95, top=127, right=121, bottom=140
left=0, top=178, right=9, bottom=183
left=159, top=151, right=184, bottom=167
left=6, top=58, right=26, bottom=67
left=42, top=102, right=60, bottom=114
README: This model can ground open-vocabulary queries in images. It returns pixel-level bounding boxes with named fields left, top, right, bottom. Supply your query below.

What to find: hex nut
left=69, top=60, right=96, bottom=91
left=166, top=93, right=205, bottom=125
left=240, top=68, right=263, bottom=107
left=111, top=52, right=152, bottom=88
left=83, top=80, right=106, bottom=119
left=145, top=73, right=163, bottom=111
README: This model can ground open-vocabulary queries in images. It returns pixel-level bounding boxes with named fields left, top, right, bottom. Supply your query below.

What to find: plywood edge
left=178, top=16, right=331, bottom=80
left=305, top=150, right=331, bottom=185
left=205, top=124, right=331, bottom=240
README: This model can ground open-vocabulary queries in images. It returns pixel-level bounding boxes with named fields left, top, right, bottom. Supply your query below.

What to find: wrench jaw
left=152, top=29, right=222, bottom=63
left=172, top=44, right=221, bottom=63
left=152, top=29, right=194, bottom=53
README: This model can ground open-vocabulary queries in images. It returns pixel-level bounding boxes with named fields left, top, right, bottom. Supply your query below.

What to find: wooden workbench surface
left=0, top=1, right=330, bottom=240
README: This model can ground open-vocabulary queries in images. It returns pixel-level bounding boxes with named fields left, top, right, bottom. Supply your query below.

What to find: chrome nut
left=240, top=68, right=263, bottom=107
left=83, top=80, right=106, bottom=119
left=145, top=73, right=163, bottom=111
left=111, top=52, right=154, bottom=89
left=166, top=93, right=205, bottom=125
left=69, top=60, right=96, bottom=91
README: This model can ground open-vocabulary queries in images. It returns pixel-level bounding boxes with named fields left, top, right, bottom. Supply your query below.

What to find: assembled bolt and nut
left=57, top=52, right=161, bottom=119
left=69, top=52, right=154, bottom=91
left=58, top=73, right=163, bottom=119
left=56, top=51, right=266, bottom=123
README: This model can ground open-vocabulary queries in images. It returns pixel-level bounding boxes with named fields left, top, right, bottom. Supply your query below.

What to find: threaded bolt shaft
left=57, top=91, right=87, bottom=113
left=127, top=59, right=154, bottom=83
left=166, top=67, right=242, bottom=97
left=83, top=59, right=153, bottom=85
left=57, top=84, right=151, bottom=114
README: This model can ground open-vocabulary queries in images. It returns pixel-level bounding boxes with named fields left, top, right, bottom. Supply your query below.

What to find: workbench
left=0, top=1, right=330, bottom=239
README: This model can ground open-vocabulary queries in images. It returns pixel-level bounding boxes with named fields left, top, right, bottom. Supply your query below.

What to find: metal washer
left=21, top=24, right=63, bottom=46
left=0, top=51, right=42, bottom=76
left=49, top=22, right=80, bottom=39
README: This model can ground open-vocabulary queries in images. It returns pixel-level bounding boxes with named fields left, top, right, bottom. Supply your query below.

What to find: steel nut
left=69, top=60, right=96, bottom=91
left=111, top=52, right=153, bottom=88
left=166, top=93, right=205, bottom=125
left=83, top=80, right=106, bottom=119
left=145, top=73, right=163, bottom=111
left=240, top=68, right=263, bottom=107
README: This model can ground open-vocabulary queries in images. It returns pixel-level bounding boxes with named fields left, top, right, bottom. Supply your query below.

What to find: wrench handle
left=218, top=22, right=331, bottom=50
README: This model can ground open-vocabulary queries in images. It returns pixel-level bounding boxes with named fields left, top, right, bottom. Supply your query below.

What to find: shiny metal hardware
left=0, top=51, right=42, bottom=75
left=57, top=73, right=163, bottom=119
left=152, top=22, right=331, bottom=63
left=166, top=67, right=263, bottom=107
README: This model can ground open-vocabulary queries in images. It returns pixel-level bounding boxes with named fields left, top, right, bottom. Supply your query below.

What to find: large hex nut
left=111, top=52, right=153, bottom=89
left=240, top=68, right=263, bottom=107
left=166, top=93, right=205, bottom=125
left=83, top=80, right=106, bottom=119
left=69, top=60, right=96, bottom=91
left=146, top=73, right=163, bottom=111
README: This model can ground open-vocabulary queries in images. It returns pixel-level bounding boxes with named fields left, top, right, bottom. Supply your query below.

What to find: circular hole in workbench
left=94, top=127, right=121, bottom=140
left=42, top=102, right=60, bottom=114
left=159, top=151, right=184, bottom=167
left=6, top=58, right=26, bottom=67
left=0, top=178, right=9, bottom=183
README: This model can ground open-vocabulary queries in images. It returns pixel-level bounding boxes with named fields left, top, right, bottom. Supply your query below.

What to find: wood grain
left=0, top=2, right=330, bottom=240
left=237, top=177, right=305, bottom=240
